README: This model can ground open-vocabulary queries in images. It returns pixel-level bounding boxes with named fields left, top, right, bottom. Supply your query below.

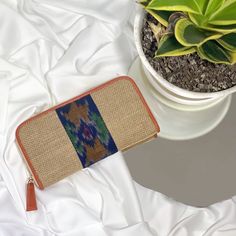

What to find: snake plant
left=140, top=0, right=236, bottom=64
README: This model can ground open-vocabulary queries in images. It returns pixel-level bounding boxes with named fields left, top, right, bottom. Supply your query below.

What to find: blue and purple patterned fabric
left=56, top=95, right=118, bottom=167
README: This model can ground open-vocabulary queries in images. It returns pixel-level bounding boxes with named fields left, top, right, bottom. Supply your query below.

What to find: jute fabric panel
left=92, top=79, right=157, bottom=151
left=17, top=111, right=83, bottom=188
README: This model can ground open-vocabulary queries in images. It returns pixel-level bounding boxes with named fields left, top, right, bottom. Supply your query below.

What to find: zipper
left=26, top=176, right=37, bottom=211
left=16, top=140, right=38, bottom=211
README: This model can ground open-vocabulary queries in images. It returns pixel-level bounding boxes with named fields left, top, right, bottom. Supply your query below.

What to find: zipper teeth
left=28, top=176, right=34, bottom=184
left=26, top=171, right=38, bottom=186
left=22, top=162, right=39, bottom=187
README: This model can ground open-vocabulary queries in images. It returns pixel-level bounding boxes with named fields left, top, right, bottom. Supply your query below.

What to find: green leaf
left=155, top=34, right=196, bottom=57
left=188, top=0, right=225, bottom=26
left=202, top=24, right=236, bottom=34
left=145, top=9, right=173, bottom=27
left=146, top=0, right=201, bottom=14
left=217, top=33, right=236, bottom=52
left=196, top=0, right=210, bottom=14
left=188, top=13, right=207, bottom=26
left=189, top=13, right=236, bottom=33
left=231, top=52, right=236, bottom=64
left=197, top=40, right=231, bottom=64
left=195, top=0, right=224, bottom=15
left=209, top=0, right=236, bottom=25
left=198, top=0, right=208, bottom=11
left=205, top=0, right=225, bottom=15
left=175, top=18, right=222, bottom=46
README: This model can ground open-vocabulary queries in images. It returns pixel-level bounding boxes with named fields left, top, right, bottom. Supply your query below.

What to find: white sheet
left=1, top=0, right=236, bottom=235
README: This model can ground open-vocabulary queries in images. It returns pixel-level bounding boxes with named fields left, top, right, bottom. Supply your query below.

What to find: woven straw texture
left=17, top=111, right=83, bottom=188
left=17, top=78, right=158, bottom=189
left=91, top=79, right=158, bottom=151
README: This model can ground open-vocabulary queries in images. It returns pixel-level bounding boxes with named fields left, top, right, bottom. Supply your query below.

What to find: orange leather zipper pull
left=26, top=177, right=37, bottom=211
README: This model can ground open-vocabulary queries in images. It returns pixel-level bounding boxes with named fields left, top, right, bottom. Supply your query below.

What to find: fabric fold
left=1, top=0, right=236, bottom=235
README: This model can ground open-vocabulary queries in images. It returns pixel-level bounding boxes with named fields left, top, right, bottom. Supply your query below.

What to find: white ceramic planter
left=130, top=7, right=233, bottom=140
left=134, top=7, right=236, bottom=107
left=128, top=57, right=232, bottom=140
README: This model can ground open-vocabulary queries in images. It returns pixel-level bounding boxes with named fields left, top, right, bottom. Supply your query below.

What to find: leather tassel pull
left=26, top=177, right=37, bottom=211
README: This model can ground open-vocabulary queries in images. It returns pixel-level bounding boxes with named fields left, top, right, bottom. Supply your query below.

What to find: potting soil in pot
left=142, top=14, right=236, bottom=93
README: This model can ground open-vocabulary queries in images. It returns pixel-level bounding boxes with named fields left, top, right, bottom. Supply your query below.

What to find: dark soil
left=142, top=14, right=236, bottom=92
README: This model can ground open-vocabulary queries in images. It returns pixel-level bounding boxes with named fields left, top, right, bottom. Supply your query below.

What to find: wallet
left=16, top=76, right=160, bottom=211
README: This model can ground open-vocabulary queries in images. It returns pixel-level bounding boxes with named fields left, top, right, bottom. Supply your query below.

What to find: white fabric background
left=1, top=0, right=236, bottom=235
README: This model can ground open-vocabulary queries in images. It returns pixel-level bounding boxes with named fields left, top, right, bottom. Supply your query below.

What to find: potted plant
left=134, top=0, right=236, bottom=105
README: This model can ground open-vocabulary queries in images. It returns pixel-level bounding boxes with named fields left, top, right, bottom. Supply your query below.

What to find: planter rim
left=134, top=7, right=236, bottom=100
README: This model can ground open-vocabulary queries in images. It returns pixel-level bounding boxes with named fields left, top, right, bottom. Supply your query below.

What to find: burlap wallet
left=16, top=76, right=160, bottom=211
